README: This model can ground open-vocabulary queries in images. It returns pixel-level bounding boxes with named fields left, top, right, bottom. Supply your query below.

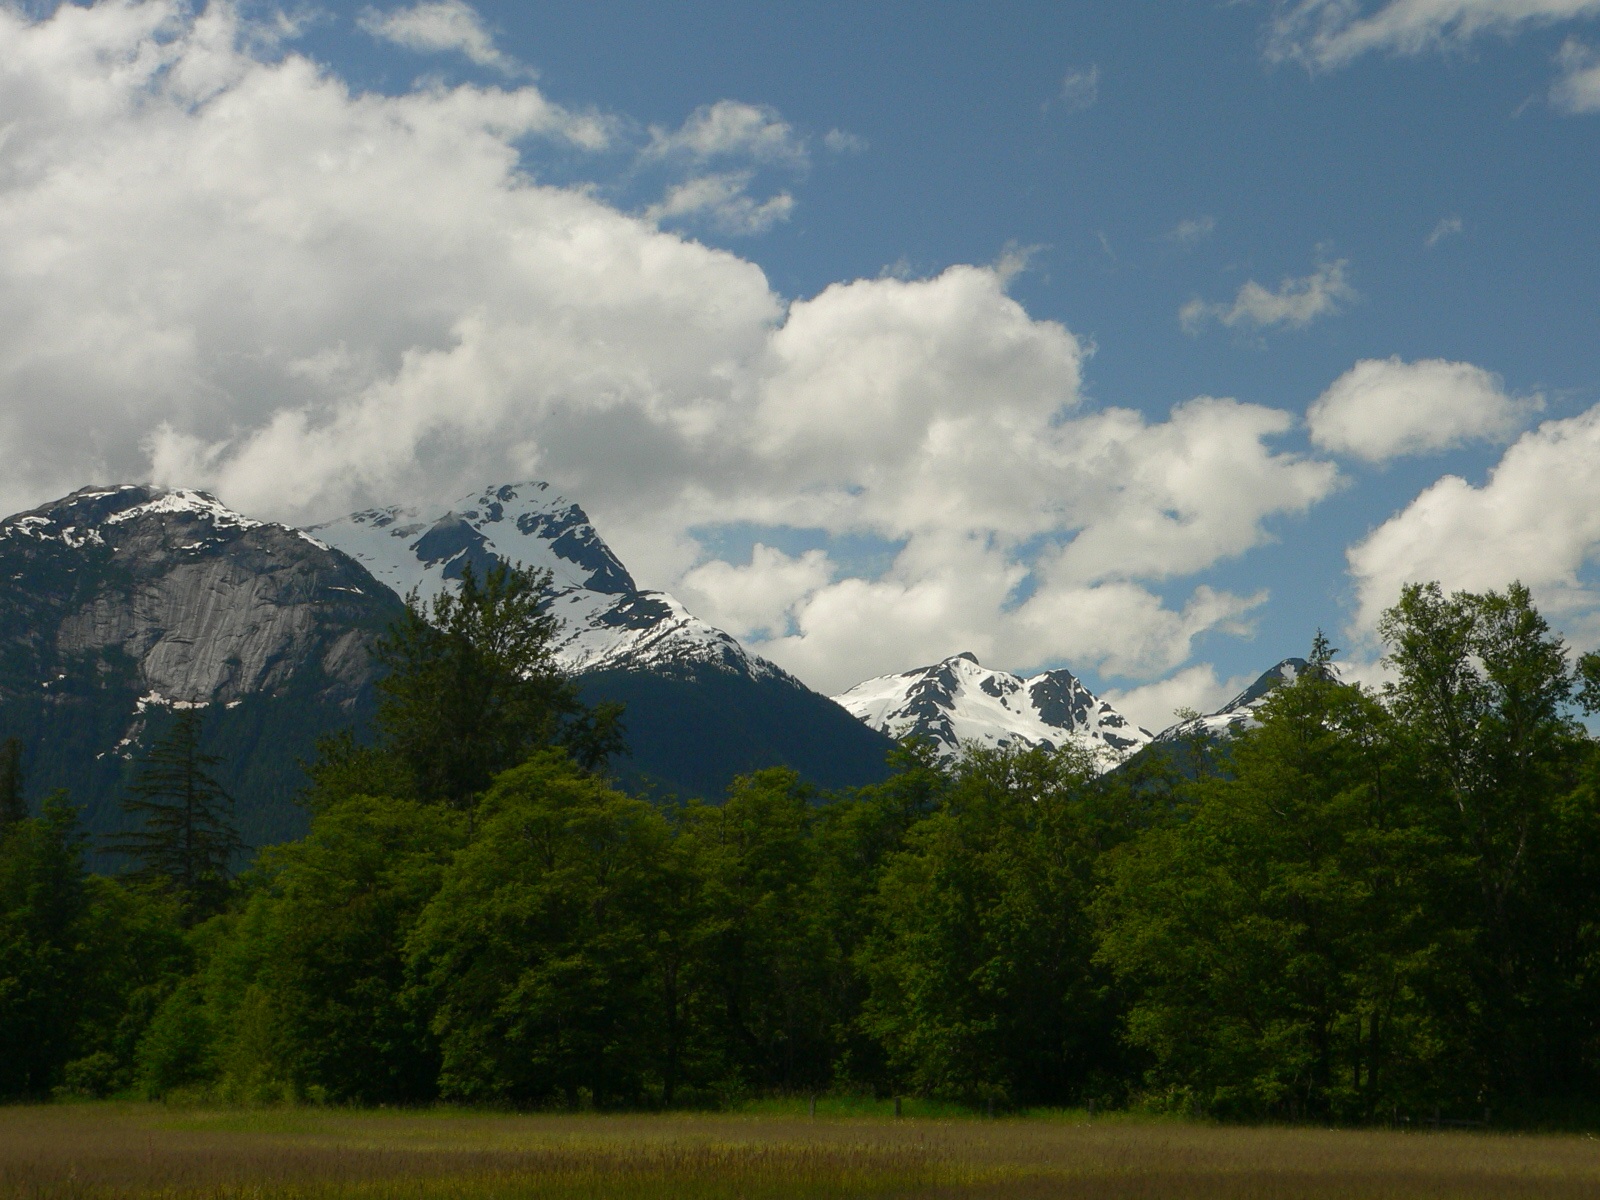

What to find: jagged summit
left=1154, top=658, right=1309, bottom=743
left=310, top=483, right=634, bottom=602
left=832, top=653, right=1152, bottom=772
left=312, top=482, right=783, bottom=682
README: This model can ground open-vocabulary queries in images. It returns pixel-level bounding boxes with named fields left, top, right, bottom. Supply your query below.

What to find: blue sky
left=2, top=1, right=1598, bottom=726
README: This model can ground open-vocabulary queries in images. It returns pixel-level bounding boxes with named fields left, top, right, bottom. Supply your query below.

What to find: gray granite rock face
left=1, top=485, right=397, bottom=710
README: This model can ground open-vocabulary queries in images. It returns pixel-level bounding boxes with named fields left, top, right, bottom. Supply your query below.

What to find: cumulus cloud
left=0, top=1, right=1343, bottom=695
left=640, top=100, right=806, bottom=235
left=358, top=0, right=517, bottom=74
left=1426, top=215, right=1464, bottom=245
left=1166, top=215, right=1217, bottom=246
left=1181, top=259, right=1355, bottom=334
left=1552, top=37, right=1600, bottom=110
left=679, top=545, right=834, bottom=641
left=1308, top=357, right=1540, bottom=462
left=645, top=100, right=808, bottom=166
left=1347, top=405, right=1600, bottom=638
left=1267, top=0, right=1600, bottom=70
left=645, top=172, right=795, bottom=234
left=1058, top=65, right=1100, bottom=111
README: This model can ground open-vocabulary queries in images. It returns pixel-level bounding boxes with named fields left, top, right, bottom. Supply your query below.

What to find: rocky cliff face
left=3, top=486, right=389, bottom=708
left=0, top=486, right=401, bottom=847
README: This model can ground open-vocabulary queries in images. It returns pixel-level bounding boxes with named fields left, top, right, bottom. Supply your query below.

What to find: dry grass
left=3, top=1103, right=1600, bottom=1199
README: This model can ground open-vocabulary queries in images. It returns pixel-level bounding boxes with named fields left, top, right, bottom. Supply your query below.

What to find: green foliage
left=673, top=768, right=835, bottom=1096
left=1097, top=657, right=1464, bottom=1119
left=110, top=710, right=244, bottom=921
left=860, top=744, right=1130, bottom=1105
left=374, top=562, right=623, bottom=807
left=1381, top=582, right=1600, bottom=1103
left=408, top=753, right=670, bottom=1106
left=0, top=792, right=186, bottom=1098
left=13, top=575, right=1600, bottom=1122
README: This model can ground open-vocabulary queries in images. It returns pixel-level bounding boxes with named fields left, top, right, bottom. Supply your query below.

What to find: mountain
left=313, top=482, right=897, bottom=798
left=309, top=482, right=776, bottom=681
left=832, top=652, right=1152, bottom=771
left=0, top=482, right=896, bottom=836
left=1153, top=659, right=1308, bottom=744
left=0, top=485, right=401, bottom=848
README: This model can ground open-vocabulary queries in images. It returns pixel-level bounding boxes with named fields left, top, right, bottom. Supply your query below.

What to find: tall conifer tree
left=111, top=711, right=242, bottom=921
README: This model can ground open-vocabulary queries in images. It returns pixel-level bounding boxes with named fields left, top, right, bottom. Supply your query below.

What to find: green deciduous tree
left=1096, top=657, right=1461, bottom=1120
left=1380, top=581, right=1600, bottom=1103
left=407, top=753, right=669, bottom=1107
left=675, top=768, right=835, bottom=1097
left=178, top=794, right=465, bottom=1103
left=861, top=743, right=1128, bottom=1106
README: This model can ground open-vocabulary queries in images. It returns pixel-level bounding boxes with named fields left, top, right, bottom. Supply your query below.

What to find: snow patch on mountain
left=312, top=483, right=785, bottom=681
left=833, top=652, right=1152, bottom=771
left=2, top=485, right=269, bottom=550
left=1153, top=658, right=1308, bottom=742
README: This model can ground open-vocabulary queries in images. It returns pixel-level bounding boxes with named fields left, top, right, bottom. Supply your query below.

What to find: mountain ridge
left=833, top=651, right=1153, bottom=771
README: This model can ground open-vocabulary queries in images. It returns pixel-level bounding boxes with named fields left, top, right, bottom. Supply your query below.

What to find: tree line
left=4, top=566, right=1600, bottom=1124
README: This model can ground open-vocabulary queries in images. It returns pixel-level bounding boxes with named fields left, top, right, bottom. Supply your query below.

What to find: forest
left=5, top=563, right=1600, bottom=1126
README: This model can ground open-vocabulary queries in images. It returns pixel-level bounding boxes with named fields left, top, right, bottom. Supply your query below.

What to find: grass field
left=4, top=1103, right=1600, bottom=1199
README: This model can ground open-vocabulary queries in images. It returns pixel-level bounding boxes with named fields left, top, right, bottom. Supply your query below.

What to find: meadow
left=4, top=1104, right=1600, bottom=1200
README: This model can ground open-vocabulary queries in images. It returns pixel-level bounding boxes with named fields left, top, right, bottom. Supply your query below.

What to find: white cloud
left=1059, top=64, right=1100, bottom=111
left=1268, top=0, right=1600, bottom=70
left=1426, top=215, right=1464, bottom=245
left=823, top=128, right=867, bottom=154
left=1347, top=404, right=1600, bottom=639
left=358, top=0, right=517, bottom=75
left=1552, top=36, right=1600, bottom=109
left=678, top=545, right=833, bottom=641
left=1102, top=664, right=1257, bottom=734
left=1308, top=356, right=1539, bottom=462
left=645, top=100, right=808, bottom=166
left=1181, top=259, right=1355, bottom=334
left=645, top=172, right=795, bottom=234
left=1167, top=215, right=1217, bottom=246
left=0, top=1, right=1344, bottom=696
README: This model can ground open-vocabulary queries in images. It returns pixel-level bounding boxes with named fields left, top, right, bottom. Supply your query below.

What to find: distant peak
left=955, top=651, right=979, bottom=664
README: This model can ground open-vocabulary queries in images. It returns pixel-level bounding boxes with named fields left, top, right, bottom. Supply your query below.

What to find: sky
left=0, top=0, right=1597, bottom=730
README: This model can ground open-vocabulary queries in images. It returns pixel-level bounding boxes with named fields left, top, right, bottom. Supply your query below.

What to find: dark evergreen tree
left=0, top=737, right=25, bottom=828
left=0, top=791, right=90, bottom=1097
left=373, top=561, right=624, bottom=808
left=111, top=710, right=243, bottom=921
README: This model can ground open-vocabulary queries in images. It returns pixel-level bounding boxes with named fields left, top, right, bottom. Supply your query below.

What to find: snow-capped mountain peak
left=832, top=653, right=1152, bottom=771
left=312, top=482, right=782, bottom=682
left=311, top=482, right=635, bottom=603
